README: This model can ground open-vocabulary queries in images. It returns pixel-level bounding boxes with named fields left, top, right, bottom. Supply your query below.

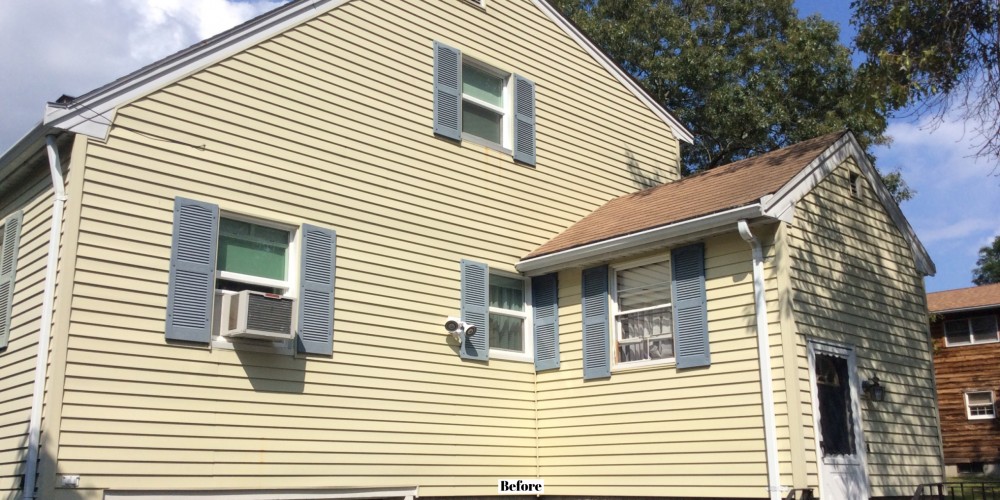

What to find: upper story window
left=489, top=273, right=532, bottom=361
left=433, top=41, right=536, bottom=165
left=216, top=217, right=293, bottom=295
left=966, top=391, right=996, bottom=419
left=944, top=316, right=999, bottom=346
left=612, top=257, right=674, bottom=367
left=462, top=62, right=510, bottom=148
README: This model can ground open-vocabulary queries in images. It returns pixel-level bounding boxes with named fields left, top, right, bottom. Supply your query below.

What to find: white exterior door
left=808, top=341, right=870, bottom=500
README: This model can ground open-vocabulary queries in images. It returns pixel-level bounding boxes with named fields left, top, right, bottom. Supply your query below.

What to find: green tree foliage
left=853, top=0, right=999, bottom=165
left=551, top=0, right=910, bottom=200
left=973, top=235, right=1000, bottom=285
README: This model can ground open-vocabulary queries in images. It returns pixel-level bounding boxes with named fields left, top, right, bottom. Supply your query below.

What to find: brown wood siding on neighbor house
left=930, top=308, right=1000, bottom=465
left=52, top=0, right=681, bottom=498
left=787, top=158, right=942, bottom=496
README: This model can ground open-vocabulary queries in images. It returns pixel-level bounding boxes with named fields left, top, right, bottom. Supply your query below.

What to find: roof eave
left=516, top=203, right=766, bottom=276
left=929, top=303, right=1000, bottom=315
left=532, top=0, right=693, bottom=144
left=761, top=131, right=936, bottom=277
left=42, top=0, right=347, bottom=140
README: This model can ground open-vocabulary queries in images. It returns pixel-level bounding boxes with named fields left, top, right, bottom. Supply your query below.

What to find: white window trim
left=488, top=269, right=533, bottom=363
left=212, top=213, right=298, bottom=354
left=460, top=59, right=513, bottom=153
left=965, top=390, right=996, bottom=420
left=944, top=316, right=1000, bottom=347
left=610, top=255, right=675, bottom=371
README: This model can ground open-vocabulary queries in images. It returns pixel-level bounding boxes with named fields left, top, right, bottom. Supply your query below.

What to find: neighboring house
left=928, top=283, right=1000, bottom=476
left=0, top=1, right=941, bottom=499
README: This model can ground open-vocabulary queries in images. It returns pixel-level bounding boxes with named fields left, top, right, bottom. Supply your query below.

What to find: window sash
left=487, top=273, right=529, bottom=357
left=612, top=258, right=673, bottom=366
left=945, top=316, right=1000, bottom=346
left=966, top=391, right=996, bottom=419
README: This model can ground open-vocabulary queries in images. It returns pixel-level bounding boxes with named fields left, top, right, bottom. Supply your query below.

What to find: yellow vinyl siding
left=535, top=231, right=788, bottom=497
left=53, top=0, right=680, bottom=497
left=0, top=165, right=61, bottom=499
left=786, top=158, right=942, bottom=496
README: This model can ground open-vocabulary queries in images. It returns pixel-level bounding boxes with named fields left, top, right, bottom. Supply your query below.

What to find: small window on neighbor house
left=612, top=258, right=674, bottom=366
left=958, top=462, right=986, bottom=474
left=465, top=0, right=486, bottom=7
left=489, top=273, right=529, bottom=355
left=965, top=391, right=996, bottom=419
left=945, top=316, right=1000, bottom=346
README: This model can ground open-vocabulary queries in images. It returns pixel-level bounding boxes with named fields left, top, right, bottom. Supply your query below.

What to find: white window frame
left=465, top=0, right=487, bottom=8
left=460, top=59, right=512, bottom=153
left=212, top=213, right=298, bottom=354
left=487, top=269, right=533, bottom=363
left=610, top=255, right=674, bottom=370
left=944, top=316, right=1000, bottom=347
left=965, top=391, right=996, bottom=420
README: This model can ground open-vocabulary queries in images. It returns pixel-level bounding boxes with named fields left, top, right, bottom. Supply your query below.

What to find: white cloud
left=0, top=0, right=286, bottom=151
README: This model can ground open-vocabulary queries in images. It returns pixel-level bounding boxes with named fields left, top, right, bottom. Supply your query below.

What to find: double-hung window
left=966, top=391, right=996, bottom=419
left=944, top=316, right=999, bottom=346
left=488, top=273, right=531, bottom=361
left=612, top=257, right=673, bottom=366
left=462, top=62, right=510, bottom=149
left=433, top=42, right=536, bottom=165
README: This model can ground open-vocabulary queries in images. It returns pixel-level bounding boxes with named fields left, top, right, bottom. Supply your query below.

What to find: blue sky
left=1, top=0, right=995, bottom=293
left=797, top=0, right=1000, bottom=292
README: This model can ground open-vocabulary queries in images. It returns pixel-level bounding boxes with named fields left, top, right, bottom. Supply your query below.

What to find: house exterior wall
left=783, top=157, right=942, bottom=497
left=46, top=0, right=681, bottom=498
left=535, top=228, right=786, bottom=498
left=929, top=308, right=1000, bottom=469
left=0, top=144, right=73, bottom=499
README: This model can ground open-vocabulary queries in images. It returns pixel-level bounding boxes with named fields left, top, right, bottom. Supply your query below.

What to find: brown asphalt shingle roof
left=523, top=131, right=848, bottom=260
left=927, top=283, right=1000, bottom=313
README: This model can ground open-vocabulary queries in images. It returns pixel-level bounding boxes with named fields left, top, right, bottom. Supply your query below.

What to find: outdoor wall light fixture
left=862, top=375, right=886, bottom=402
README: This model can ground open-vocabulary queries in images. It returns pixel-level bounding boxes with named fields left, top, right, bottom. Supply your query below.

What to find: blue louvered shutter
left=0, top=210, right=24, bottom=351
left=672, top=243, right=709, bottom=368
left=433, top=41, right=462, bottom=141
left=297, top=224, right=337, bottom=355
left=513, top=75, right=536, bottom=165
left=581, top=265, right=610, bottom=379
left=532, top=273, right=559, bottom=371
left=166, top=198, right=219, bottom=343
left=460, top=259, right=489, bottom=361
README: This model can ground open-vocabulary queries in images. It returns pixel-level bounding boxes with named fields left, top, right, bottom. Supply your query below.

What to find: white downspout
left=738, top=219, right=782, bottom=500
left=23, top=135, right=67, bottom=500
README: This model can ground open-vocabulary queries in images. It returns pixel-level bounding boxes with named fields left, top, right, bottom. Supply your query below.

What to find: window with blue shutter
left=0, top=210, right=24, bottom=351
left=166, top=198, right=220, bottom=343
left=433, top=41, right=537, bottom=163
left=581, top=265, right=610, bottom=379
left=165, top=198, right=338, bottom=354
left=672, top=243, right=709, bottom=369
left=460, top=260, right=490, bottom=361
left=532, top=273, right=559, bottom=371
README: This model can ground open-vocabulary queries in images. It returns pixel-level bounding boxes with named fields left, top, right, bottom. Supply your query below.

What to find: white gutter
left=737, top=219, right=782, bottom=500
left=517, top=204, right=764, bottom=275
left=23, top=135, right=67, bottom=500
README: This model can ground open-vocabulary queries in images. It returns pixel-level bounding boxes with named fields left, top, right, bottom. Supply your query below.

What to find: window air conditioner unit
left=221, top=290, right=295, bottom=341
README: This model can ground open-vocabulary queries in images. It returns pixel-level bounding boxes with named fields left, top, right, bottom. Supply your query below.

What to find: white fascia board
left=517, top=204, right=765, bottom=275
left=761, top=132, right=936, bottom=276
left=532, top=0, right=694, bottom=144
left=42, top=0, right=347, bottom=141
